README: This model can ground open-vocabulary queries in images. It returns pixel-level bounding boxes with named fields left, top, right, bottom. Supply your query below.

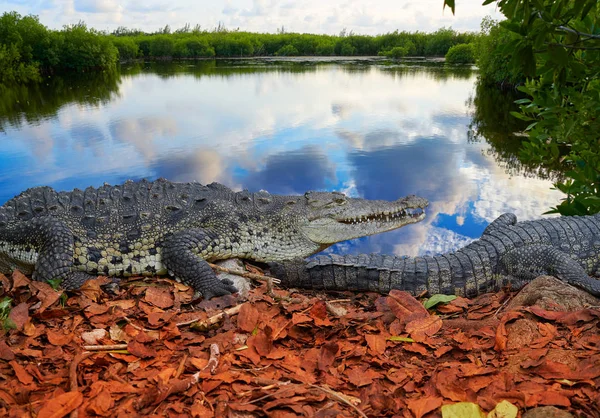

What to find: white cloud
left=6, top=0, right=503, bottom=34
left=74, top=0, right=121, bottom=13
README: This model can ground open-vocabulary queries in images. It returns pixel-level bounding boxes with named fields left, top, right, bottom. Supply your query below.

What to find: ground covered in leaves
left=1, top=267, right=599, bottom=418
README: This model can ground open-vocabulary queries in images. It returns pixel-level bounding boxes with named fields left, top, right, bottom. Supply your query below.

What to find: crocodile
left=269, top=213, right=600, bottom=297
left=0, top=178, right=427, bottom=299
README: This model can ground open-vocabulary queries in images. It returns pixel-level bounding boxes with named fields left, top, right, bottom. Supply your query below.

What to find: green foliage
left=47, top=278, right=63, bottom=290
left=0, top=11, right=478, bottom=85
left=0, top=44, right=40, bottom=84
left=0, top=297, right=16, bottom=330
left=337, top=41, right=356, bottom=56
left=182, top=39, right=215, bottom=57
left=445, top=43, right=475, bottom=63
left=425, top=27, right=458, bottom=56
left=275, top=44, right=298, bottom=56
left=148, top=35, right=175, bottom=57
left=111, top=36, right=139, bottom=60
left=474, top=17, right=523, bottom=85
left=58, top=23, right=118, bottom=71
left=379, top=46, right=410, bottom=58
left=424, top=294, right=457, bottom=309
left=315, top=41, right=335, bottom=56
left=448, top=0, right=600, bottom=215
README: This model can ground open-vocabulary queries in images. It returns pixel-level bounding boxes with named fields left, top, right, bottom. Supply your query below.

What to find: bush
left=475, top=17, right=523, bottom=85
left=111, top=36, right=139, bottom=60
left=337, top=42, right=356, bottom=56
left=445, top=43, right=475, bottom=64
left=275, top=44, right=298, bottom=56
left=315, top=41, right=334, bottom=56
left=58, top=23, right=118, bottom=71
left=184, top=39, right=215, bottom=57
left=424, top=27, right=456, bottom=56
left=148, top=35, right=174, bottom=57
left=212, top=37, right=254, bottom=57
left=0, top=44, right=40, bottom=84
left=379, top=46, right=410, bottom=59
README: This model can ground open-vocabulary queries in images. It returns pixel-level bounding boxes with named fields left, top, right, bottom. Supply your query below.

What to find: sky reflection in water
left=0, top=60, right=564, bottom=256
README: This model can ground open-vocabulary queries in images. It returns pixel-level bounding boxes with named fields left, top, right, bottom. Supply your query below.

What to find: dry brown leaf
left=237, top=303, right=260, bottom=333
left=386, top=290, right=428, bottom=323
left=37, top=391, right=83, bottom=418
left=10, top=360, right=34, bottom=385
left=0, top=340, right=15, bottom=361
left=78, top=278, right=104, bottom=302
left=30, top=281, right=62, bottom=313
left=364, top=333, right=387, bottom=355
left=317, top=342, right=339, bottom=371
left=406, top=314, right=442, bottom=342
left=82, top=329, right=108, bottom=345
left=11, top=270, right=30, bottom=288
left=127, top=341, right=157, bottom=358
left=407, top=396, right=443, bottom=418
left=46, top=329, right=73, bottom=346
left=8, top=302, right=29, bottom=330
left=144, top=287, right=174, bottom=309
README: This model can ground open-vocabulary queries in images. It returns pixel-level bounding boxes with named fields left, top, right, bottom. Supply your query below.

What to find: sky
left=2, top=0, right=503, bottom=34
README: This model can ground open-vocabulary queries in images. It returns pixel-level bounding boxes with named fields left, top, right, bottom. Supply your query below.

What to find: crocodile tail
left=269, top=253, right=436, bottom=295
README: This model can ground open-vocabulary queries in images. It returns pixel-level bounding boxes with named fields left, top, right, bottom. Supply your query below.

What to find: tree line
left=0, top=11, right=478, bottom=85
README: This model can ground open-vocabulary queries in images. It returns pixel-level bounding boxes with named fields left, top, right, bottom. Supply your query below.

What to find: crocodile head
left=296, top=191, right=428, bottom=247
left=199, top=184, right=427, bottom=261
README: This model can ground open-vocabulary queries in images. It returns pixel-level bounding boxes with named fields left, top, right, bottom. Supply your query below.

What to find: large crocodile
left=269, top=213, right=600, bottom=297
left=0, top=179, right=427, bottom=299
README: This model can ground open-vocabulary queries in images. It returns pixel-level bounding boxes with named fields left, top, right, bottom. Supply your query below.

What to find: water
left=0, top=58, right=564, bottom=256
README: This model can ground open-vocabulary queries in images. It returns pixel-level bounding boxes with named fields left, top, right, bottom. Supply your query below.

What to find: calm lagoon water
left=0, top=58, right=563, bottom=256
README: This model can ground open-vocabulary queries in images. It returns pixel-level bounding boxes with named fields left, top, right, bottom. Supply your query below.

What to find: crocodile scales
left=270, top=213, right=600, bottom=297
left=0, top=178, right=427, bottom=299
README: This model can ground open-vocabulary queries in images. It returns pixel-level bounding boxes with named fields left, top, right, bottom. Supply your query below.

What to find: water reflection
left=0, top=59, right=564, bottom=256
left=467, top=81, right=563, bottom=180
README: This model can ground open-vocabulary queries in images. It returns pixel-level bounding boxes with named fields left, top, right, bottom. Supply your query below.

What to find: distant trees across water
left=0, top=11, right=478, bottom=85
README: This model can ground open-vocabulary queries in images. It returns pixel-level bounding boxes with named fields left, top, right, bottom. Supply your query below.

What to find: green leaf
left=441, top=402, right=486, bottom=418
left=387, top=336, right=415, bottom=343
left=0, top=297, right=12, bottom=312
left=424, top=294, right=457, bottom=309
left=47, top=278, right=63, bottom=290
left=443, top=0, right=455, bottom=14
left=488, top=400, right=518, bottom=418
left=509, top=111, right=533, bottom=121
left=581, top=0, right=595, bottom=19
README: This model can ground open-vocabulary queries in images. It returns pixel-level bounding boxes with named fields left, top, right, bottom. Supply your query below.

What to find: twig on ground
left=240, top=379, right=366, bottom=418
left=123, top=316, right=154, bottom=332
left=176, top=304, right=242, bottom=327
left=208, top=262, right=281, bottom=284
left=69, top=351, right=93, bottom=418
left=205, top=343, right=220, bottom=374
left=82, top=344, right=128, bottom=351
left=495, top=293, right=514, bottom=316
left=175, top=353, right=188, bottom=379
left=308, top=384, right=366, bottom=418
left=327, top=299, right=352, bottom=304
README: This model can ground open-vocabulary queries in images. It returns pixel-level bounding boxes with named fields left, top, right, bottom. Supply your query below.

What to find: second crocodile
left=270, top=213, right=600, bottom=297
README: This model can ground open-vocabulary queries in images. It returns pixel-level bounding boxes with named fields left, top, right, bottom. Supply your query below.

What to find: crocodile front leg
left=162, top=229, right=238, bottom=299
left=1, top=217, right=97, bottom=289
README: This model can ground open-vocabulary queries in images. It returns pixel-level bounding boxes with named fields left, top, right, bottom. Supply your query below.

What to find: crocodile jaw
left=301, top=196, right=427, bottom=245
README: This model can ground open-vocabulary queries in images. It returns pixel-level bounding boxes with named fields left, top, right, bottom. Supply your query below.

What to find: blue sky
left=2, top=0, right=503, bottom=34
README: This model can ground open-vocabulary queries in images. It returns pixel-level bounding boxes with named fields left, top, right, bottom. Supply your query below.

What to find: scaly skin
left=270, top=213, right=600, bottom=297
left=0, top=178, right=428, bottom=299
